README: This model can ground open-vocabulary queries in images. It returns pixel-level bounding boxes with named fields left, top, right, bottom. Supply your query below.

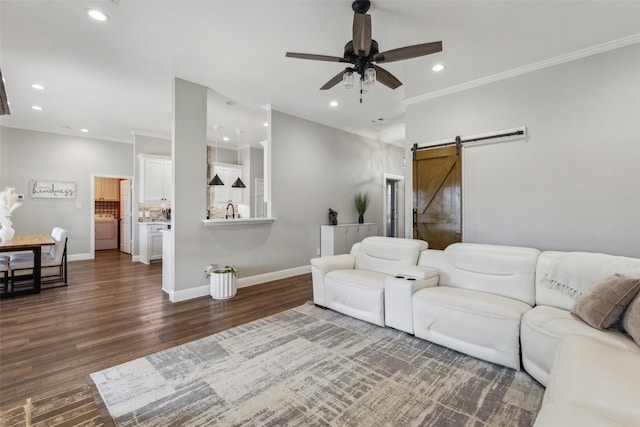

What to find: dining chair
left=9, top=227, right=69, bottom=287
left=0, top=255, right=9, bottom=292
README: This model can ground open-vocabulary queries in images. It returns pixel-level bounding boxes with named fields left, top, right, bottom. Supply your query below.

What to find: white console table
left=320, top=223, right=377, bottom=256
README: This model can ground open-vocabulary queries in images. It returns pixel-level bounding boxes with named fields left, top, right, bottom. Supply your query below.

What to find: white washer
left=95, top=214, right=118, bottom=250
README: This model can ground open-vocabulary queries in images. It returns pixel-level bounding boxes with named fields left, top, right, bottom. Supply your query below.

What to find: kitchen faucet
left=225, top=203, right=236, bottom=219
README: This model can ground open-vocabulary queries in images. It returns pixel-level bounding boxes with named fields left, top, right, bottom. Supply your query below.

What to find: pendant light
left=231, top=129, right=246, bottom=189
left=209, top=124, right=224, bottom=186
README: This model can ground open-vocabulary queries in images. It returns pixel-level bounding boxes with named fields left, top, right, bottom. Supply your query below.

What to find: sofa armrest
left=397, top=266, right=439, bottom=281
left=384, top=273, right=439, bottom=334
left=310, top=254, right=355, bottom=306
left=310, top=254, right=355, bottom=273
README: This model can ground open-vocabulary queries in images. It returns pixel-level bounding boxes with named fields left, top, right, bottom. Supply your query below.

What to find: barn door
left=413, top=145, right=462, bottom=249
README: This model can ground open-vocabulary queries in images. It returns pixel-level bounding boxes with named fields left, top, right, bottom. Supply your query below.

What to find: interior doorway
left=91, top=174, right=133, bottom=259
left=383, top=174, right=404, bottom=237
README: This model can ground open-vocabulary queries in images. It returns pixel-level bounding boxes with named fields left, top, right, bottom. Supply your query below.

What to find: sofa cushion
left=543, top=335, right=640, bottom=426
left=622, top=292, right=640, bottom=346
left=354, top=237, right=428, bottom=276
left=521, top=306, right=640, bottom=386
left=417, top=243, right=540, bottom=306
left=571, top=274, right=640, bottom=330
left=325, top=269, right=387, bottom=327
left=413, top=286, right=532, bottom=370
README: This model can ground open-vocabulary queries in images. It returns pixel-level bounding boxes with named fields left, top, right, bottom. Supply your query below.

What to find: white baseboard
left=169, top=265, right=311, bottom=303
left=68, top=253, right=139, bottom=262
left=237, top=265, right=311, bottom=288
left=167, top=285, right=209, bottom=303
left=69, top=253, right=92, bottom=261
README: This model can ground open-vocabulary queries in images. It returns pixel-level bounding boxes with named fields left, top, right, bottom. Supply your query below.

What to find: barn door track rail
left=412, top=126, right=527, bottom=158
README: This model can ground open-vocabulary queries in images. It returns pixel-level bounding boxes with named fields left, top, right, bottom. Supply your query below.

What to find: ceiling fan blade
left=374, top=41, right=442, bottom=63
left=320, top=70, right=346, bottom=90
left=373, top=65, right=402, bottom=89
left=353, top=13, right=372, bottom=56
left=286, top=52, right=350, bottom=63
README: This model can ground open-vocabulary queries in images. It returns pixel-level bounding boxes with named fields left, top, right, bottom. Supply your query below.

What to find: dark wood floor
left=0, top=250, right=313, bottom=415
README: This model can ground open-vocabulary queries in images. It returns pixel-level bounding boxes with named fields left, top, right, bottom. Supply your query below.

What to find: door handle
left=413, top=208, right=417, bottom=227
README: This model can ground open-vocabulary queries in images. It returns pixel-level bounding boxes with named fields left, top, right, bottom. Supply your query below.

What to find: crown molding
left=402, top=34, right=640, bottom=106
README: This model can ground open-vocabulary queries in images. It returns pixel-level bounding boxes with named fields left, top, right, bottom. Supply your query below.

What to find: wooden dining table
left=1, top=234, right=55, bottom=298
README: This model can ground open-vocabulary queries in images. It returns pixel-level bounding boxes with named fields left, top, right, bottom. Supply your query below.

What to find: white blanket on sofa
left=541, top=252, right=640, bottom=299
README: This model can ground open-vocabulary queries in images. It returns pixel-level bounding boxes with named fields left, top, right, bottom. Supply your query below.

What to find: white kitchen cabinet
left=209, top=163, right=244, bottom=204
left=320, top=223, right=378, bottom=256
left=139, top=155, right=172, bottom=203
left=94, top=177, right=119, bottom=201
left=139, top=222, right=169, bottom=264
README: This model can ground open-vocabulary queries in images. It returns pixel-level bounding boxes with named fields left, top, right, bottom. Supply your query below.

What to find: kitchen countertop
left=138, top=221, right=171, bottom=225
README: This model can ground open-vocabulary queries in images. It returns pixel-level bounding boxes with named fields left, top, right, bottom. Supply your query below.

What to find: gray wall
left=0, top=126, right=133, bottom=255
left=406, top=43, right=640, bottom=257
left=177, top=108, right=404, bottom=292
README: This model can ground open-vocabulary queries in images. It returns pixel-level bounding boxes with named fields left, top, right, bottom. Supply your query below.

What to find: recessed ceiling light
left=31, top=105, right=43, bottom=111
left=226, top=100, right=236, bottom=106
left=31, top=83, right=46, bottom=90
left=87, top=9, right=109, bottom=22
left=263, top=122, right=269, bottom=127
left=80, top=128, right=89, bottom=133
left=223, top=137, right=229, bottom=141
left=329, top=100, right=339, bottom=108
left=62, top=125, right=72, bottom=130
left=432, top=64, right=445, bottom=72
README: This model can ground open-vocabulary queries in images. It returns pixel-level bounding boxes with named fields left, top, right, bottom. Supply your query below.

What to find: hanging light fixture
left=231, top=129, right=246, bottom=189
left=209, top=124, right=224, bottom=186
left=342, top=68, right=354, bottom=89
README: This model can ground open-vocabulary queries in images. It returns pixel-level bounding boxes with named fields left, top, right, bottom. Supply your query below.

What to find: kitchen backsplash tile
left=138, top=203, right=171, bottom=222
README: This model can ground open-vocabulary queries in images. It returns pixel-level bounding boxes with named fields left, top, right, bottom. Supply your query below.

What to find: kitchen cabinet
left=94, top=177, right=119, bottom=201
left=209, top=163, right=244, bottom=204
left=320, top=223, right=378, bottom=256
left=139, top=155, right=172, bottom=203
left=139, top=222, right=169, bottom=264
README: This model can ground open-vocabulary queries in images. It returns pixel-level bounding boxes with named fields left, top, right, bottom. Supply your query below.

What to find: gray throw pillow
left=571, top=274, right=640, bottom=330
left=621, top=292, right=640, bottom=345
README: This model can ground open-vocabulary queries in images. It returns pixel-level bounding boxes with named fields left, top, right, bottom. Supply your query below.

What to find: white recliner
left=310, top=236, right=429, bottom=326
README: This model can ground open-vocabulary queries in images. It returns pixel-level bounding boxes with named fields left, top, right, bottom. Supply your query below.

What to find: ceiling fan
left=286, top=0, right=442, bottom=102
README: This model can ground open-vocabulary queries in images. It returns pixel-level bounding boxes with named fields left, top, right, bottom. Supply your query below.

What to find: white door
left=120, top=179, right=132, bottom=254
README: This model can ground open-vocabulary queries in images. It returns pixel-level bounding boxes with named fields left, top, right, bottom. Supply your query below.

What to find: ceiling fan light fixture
left=432, top=64, right=445, bottom=72
left=364, top=66, right=376, bottom=84
left=343, top=70, right=354, bottom=89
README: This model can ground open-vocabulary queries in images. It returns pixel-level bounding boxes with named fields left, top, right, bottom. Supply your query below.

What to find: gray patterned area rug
left=90, top=303, right=544, bottom=426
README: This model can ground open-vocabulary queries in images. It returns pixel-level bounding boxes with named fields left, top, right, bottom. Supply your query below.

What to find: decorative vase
left=0, top=216, right=15, bottom=242
left=210, top=271, right=237, bottom=300
left=358, top=214, right=364, bottom=224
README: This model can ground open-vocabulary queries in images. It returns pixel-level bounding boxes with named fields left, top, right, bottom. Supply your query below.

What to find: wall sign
left=30, top=180, right=77, bottom=199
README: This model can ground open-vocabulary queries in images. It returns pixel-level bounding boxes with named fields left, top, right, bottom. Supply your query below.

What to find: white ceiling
left=1, top=1, right=639, bottom=147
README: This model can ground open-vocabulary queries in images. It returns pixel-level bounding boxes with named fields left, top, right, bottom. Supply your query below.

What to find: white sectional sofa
left=311, top=238, right=640, bottom=426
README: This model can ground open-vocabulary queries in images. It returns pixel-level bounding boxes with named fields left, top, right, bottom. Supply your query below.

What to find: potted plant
left=205, top=264, right=238, bottom=300
left=354, top=191, right=369, bottom=224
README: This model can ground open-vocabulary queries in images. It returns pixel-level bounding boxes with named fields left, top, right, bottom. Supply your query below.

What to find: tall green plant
left=354, top=192, right=369, bottom=215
